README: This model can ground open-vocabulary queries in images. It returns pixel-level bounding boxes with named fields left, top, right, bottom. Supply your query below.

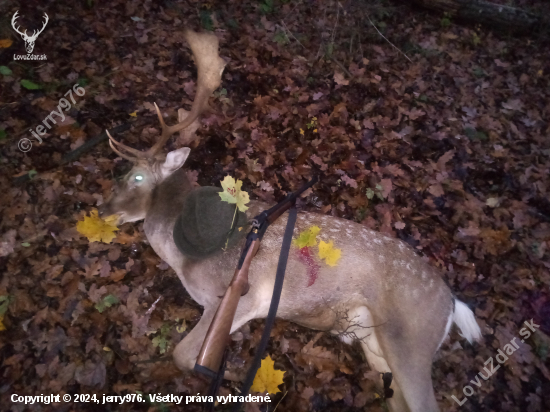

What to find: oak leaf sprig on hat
left=219, top=175, right=250, bottom=212
left=219, top=176, right=250, bottom=250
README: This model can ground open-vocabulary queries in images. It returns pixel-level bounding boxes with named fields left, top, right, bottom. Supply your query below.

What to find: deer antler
left=146, top=30, right=226, bottom=156
left=11, top=11, right=49, bottom=40
left=31, top=13, right=49, bottom=40
left=106, top=29, right=226, bottom=162
left=11, top=11, right=25, bottom=37
left=106, top=132, right=144, bottom=161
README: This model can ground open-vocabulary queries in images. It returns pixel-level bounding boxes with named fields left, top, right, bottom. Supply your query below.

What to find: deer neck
left=143, top=168, right=193, bottom=278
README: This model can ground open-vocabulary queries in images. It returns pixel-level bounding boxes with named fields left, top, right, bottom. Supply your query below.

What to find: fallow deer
left=99, top=29, right=482, bottom=412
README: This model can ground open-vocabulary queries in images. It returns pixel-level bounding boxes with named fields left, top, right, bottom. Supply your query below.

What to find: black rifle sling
left=232, top=206, right=297, bottom=412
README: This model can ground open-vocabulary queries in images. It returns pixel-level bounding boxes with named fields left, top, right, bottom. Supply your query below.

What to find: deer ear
left=161, top=147, right=191, bottom=177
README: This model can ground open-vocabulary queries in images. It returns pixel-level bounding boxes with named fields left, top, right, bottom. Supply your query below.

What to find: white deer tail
left=453, top=299, right=482, bottom=344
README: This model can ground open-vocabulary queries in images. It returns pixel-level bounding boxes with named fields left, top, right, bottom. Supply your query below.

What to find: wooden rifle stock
left=195, top=238, right=260, bottom=376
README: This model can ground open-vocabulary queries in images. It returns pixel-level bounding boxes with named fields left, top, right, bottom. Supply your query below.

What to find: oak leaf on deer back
left=294, top=226, right=321, bottom=249
left=318, top=240, right=341, bottom=267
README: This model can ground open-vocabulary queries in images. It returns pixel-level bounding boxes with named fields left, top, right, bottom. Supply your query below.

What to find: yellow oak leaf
left=0, top=39, right=13, bottom=48
left=219, top=175, right=250, bottom=212
left=318, top=240, right=341, bottom=267
left=294, top=226, right=321, bottom=249
left=251, top=355, right=285, bottom=394
left=129, top=111, right=137, bottom=117
left=76, top=209, right=119, bottom=243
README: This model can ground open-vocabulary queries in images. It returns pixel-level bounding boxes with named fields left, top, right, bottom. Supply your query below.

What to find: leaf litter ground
left=1, top=1, right=549, bottom=411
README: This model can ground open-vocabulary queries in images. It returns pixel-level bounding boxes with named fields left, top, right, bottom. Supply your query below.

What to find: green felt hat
left=173, top=186, right=248, bottom=259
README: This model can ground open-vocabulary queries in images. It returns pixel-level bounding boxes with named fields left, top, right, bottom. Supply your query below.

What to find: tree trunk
left=411, top=0, right=545, bottom=33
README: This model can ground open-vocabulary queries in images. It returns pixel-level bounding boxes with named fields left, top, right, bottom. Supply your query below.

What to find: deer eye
left=134, top=175, right=143, bottom=182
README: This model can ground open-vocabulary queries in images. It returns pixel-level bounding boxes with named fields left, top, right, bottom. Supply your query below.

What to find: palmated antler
left=106, top=29, right=226, bottom=162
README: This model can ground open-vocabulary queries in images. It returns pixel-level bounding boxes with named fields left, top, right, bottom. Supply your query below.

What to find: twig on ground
left=12, top=123, right=132, bottom=185
left=282, top=0, right=302, bottom=22
left=273, top=390, right=288, bottom=412
left=331, top=57, right=353, bottom=78
left=61, top=123, right=131, bottom=164
left=316, top=2, right=330, bottom=60
left=331, top=1, right=341, bottom=44
left=324, top=302, right=382, bottom=344
left=278, top=21, right=305, bottom=50
left=365, top=13, right=412, bottom=63
left=134, top=356, right=172, bottom=365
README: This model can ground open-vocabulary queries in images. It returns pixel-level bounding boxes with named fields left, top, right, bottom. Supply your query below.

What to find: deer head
left=99, top=30, right=226, bottom=224
left=11, top=11, right=49, bottom=54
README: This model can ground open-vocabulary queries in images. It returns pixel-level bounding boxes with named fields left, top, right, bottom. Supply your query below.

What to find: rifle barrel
left=259, top=176, right=319, bottom=228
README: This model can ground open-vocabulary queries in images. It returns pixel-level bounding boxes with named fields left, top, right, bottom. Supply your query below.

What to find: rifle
left=194, top=176, right=319, bottom=377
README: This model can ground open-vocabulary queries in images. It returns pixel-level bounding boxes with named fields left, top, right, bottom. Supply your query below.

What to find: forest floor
left=1, top=0, right=549, bottom=411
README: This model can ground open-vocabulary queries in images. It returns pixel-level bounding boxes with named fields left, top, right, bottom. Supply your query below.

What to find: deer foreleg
left=172, top=302, right=257, bottom=381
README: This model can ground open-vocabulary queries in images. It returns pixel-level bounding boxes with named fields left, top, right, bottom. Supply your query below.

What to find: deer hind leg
left=332, top=306, right=409, bottom=412
left=372, top=307, right=451, bottom=412
left=375, top=337, right=440, bottom=412
left=361, top=343, right=409, bottom=412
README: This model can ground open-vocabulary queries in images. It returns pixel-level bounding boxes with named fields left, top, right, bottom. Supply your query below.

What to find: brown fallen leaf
left=0, top=39, right=13, bottom=48
left=75, top=360, right=106, bottom=388
left=297, top=339, right=339, bottom=372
